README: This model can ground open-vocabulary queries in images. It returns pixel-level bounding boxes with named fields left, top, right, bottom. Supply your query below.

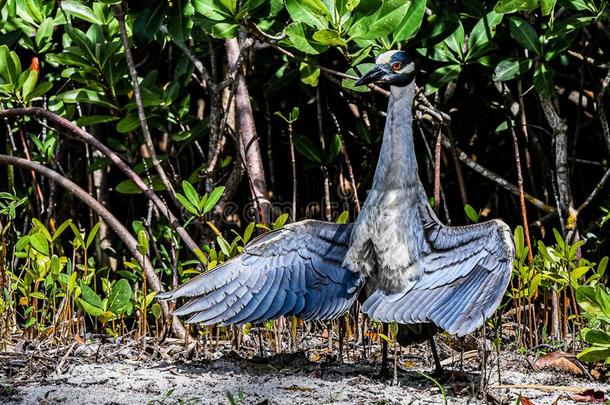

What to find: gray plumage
left=157, top=220, right=363, bottom=325
left=158, top=51, right=514, bottom=338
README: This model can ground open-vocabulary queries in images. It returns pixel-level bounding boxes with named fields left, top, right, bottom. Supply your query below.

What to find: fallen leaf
left=534, top=351, right=583, bottom=375
left=519, top=395, right=535, bottom=405
left=568, top=389, right=606, bottom=403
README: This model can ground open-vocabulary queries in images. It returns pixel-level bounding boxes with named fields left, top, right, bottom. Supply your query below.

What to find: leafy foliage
left=1, top=0, right=610, bottom=366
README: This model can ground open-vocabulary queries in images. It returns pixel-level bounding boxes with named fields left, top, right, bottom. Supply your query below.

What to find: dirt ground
left=1, top=340, right=608, bottom=405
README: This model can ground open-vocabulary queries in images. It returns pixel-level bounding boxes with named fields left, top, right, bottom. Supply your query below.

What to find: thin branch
left=0, top=154, right=188, bottom=340
left=438, top=134, right=554, bottom=213
left=577, top=166, right=610, bottom=213
left=433, top=125, right=442, bottom=213
left=595, top=65, right=610, bottom=155
left=328, top=108, right=361, bottom=214
left=539, top=95, right=577, bottom=231
left=113, top=4, right=178, bottom=206
left=502, top=84, right=534, bottom=263
left=0, top=107, right=205, bottom=263
left=287, top=124, right=297, bottom=221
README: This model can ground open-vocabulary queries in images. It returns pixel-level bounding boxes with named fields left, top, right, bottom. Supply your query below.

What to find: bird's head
left=354, top=50, right=415, bottom=87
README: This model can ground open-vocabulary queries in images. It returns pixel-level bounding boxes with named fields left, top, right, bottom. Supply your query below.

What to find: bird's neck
left=371, top=83, right=420, bottom=191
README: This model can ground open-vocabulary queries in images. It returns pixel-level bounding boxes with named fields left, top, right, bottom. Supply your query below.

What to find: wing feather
left=363, top=205, right=514, bottom=336
left=159, top=220, right=364, bottom=326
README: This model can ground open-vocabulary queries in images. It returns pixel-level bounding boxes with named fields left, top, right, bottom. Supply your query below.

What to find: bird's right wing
left=363, top=206, right=514, bottom=336
left=158, top=220, right=363, bottom=326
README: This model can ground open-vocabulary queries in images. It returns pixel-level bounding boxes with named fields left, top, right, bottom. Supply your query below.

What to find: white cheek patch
left=400, top=62, right=415, bottom=74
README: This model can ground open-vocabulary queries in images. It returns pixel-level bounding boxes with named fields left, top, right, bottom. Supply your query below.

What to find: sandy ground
left=1, top=348, right=608, bottom=405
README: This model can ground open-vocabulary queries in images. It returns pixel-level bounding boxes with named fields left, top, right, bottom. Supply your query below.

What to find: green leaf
left=393, top=0, right=427, bottom=43
left=211, top=22, right=238, bottom=38
left=540, top=0, right=557, bottom=15
left=108, top=279, right=132, bottom=314
left=577, top=345, right=610, bottom=363
left=509, top=17, right=540, bottom=55
left=58, top=89, right=118, bottom=110
left=25, top=82, right=53, bottom=100
left=217, top=235, right=231, bottom=256
left=182, top=180, right=200, bottom=207
left=116, top=176, right=166, bottom=194
left=273, top=213, right=289, bottom=229
left=25, top=0, right=44, bottom=23
left=426, top=64, right=461, bottom=92
left=65, top=25, right=97, bottom=66
left=203, top=186, right=225, bottom=214
left=493, top=58, right=533, bottom=81
left=533, top=63, right=554, bottom=97
left=76, top=115, right=120, bottom=127
left=285, top=0, right=329, bottom=30
left=290, top=107, right=300, bottom=121
left=467, top=11, right=503, bottom=60
left=176, top=193, right=199, bottom=215
left=29, top=291, right=46, bottom=300
left=312, top=29, right=345, bottom=46
left=357, top=0, right=410, bottom=40
left=193, top=0, right=232, bottom=21
left=80, top=282, right=103, bottom=308
left=326, top=133, right=342, bottom=164
left=243, top=222, right=255, bottom=245
left=285, top=22, right=326, bottom=54
left=0, top=45, right=20, bottom=85
left=21, top=69, right=38, bottom=101
left=134, top=4, right=166, bottom=44
left=293, top=135, right=323, bottom=164
left=335, top=211, right=349, bottom=224
left=62, top=1, right=104, bottom=25
left=494, top=0, right=539, bottom=14
left=342, top=63, right=375, bottom=92
left=78, top=298, right=105, bottom=317
left=137, top=229, right=149, bottom=255
left=35, top=17, right=54, bottom=49
left=464, top=204, right=480, bottom=223
left=69, top=223, right=85, bottom=246
left=85, top=223, right=100, bottom=249
left=116, top=114, right=140, bottom=133
left=299, top=63, right=320, bottom=86
left=30, top=233, right=49, bottom=256
left=150, top=302, right=162, bottom=319
left=166, top=0, right=194, bottom=45
left=53, top=219, right=73, bottom=242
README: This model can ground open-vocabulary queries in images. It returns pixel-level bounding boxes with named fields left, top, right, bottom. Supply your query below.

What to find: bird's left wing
left=363, top=206, right=514, bottom=336
left=158, top=220, right=363, bottom=325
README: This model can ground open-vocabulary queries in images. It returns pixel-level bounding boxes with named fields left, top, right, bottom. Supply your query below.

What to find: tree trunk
left=225, top=37, right=270, bottom=223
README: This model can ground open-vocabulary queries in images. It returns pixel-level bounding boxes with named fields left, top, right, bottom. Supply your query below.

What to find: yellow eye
left=391, top=61, right=402, bottom=71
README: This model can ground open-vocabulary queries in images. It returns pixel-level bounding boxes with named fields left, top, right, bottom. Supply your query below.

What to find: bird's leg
left=429, top=335, right=443, bottom=376
left=381, top=322, right=389, bottom=377
left=338, top=318, right=344, bottom=363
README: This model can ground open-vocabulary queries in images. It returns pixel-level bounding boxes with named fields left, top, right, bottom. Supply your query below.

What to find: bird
left=157, top=50, right=515, bottom=371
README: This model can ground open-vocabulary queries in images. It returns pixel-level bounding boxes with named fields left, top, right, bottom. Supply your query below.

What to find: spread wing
left=158, top=220, right=364, bottom=326
left=362, top=206, right=514, bottom=336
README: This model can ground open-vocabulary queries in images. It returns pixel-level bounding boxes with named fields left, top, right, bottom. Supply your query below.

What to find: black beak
left=355, top=65, right=385, bottom=86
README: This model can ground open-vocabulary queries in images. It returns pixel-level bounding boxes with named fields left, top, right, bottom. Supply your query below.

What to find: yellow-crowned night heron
left=158, top=51, right=515, bottom=371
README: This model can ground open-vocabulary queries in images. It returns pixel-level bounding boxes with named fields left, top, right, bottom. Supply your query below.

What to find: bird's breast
left=346, top=189, right=430, bottom=293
